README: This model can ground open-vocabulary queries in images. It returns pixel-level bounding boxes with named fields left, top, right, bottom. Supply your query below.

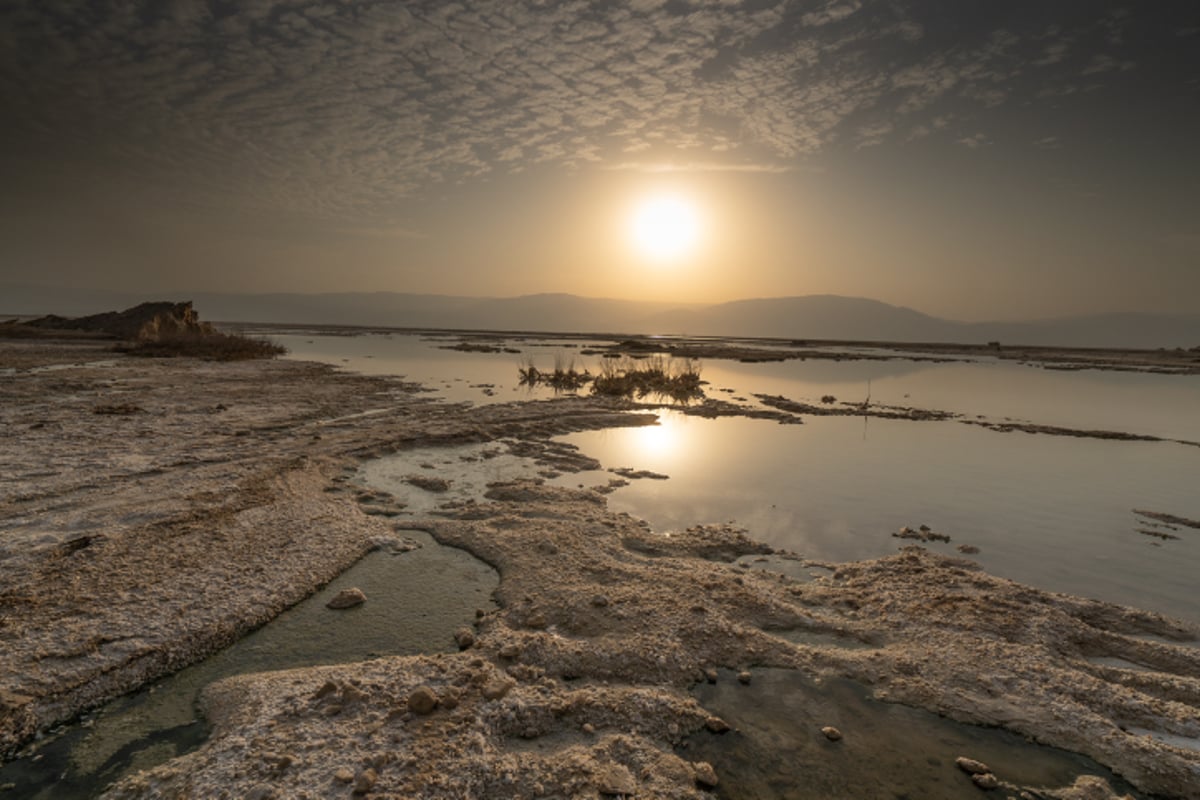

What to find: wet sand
left=2, top=339, right=1199, bottom=798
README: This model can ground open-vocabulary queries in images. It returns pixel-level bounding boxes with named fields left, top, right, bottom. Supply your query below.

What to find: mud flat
left=2, top=340, right=1199, bottom=799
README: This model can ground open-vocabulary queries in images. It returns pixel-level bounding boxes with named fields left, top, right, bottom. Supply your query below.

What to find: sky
left=1, top=0, right=1198, bottom=321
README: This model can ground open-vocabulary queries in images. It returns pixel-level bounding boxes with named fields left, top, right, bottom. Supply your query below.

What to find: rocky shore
left=2, top=339, right=1198, bottom=798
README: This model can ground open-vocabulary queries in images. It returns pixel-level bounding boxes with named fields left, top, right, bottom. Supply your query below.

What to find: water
left=0, top=531, right=499, bottom=799
left=556, top=411, right=1200, bottom=622
left=684, top=669, right=1155, bottom=799
left=273, top=330, right=1200, bottom=623
left=272, top=331, right=605, bottom=405
left=274, top=330, right=1200, bottom=442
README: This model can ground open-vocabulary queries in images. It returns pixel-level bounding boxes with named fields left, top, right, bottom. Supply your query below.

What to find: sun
left=628, top=193, right=701, bottom=262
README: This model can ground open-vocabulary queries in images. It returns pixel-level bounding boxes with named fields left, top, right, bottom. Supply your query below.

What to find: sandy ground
left=2, top=340, right=1199, bottom=799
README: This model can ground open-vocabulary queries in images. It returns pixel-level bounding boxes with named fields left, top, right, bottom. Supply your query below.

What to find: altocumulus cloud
left=0, top=0, right=1180, bottom=226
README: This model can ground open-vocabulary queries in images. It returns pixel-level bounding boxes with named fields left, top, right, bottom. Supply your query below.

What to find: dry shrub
left=117, top=332, right=287, bottom=361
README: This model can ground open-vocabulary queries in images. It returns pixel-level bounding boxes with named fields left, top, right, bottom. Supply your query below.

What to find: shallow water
left=701, top=356, right=1200, bottom=443
left=557, top=411, right=1200, bottom=623
left=273, top=330, right=1200, bottom=623
left=684, top=669, right=1154, bottom=799
left=274, top=331, right=1200, bottom=442
left=272, top=331, right=602, bottom=405
left=0, top=531, right=499, bottom=799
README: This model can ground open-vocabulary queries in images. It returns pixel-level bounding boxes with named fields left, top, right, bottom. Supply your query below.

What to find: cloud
left=801, top=1, right=863, bottom=28
left=0, top=1, right=1184, bottom=228
left=1081, top=53, right=1136, bottom=75
left=334, top=225, right=429, bottom=241
left=604, top=161, right=792, bottom=174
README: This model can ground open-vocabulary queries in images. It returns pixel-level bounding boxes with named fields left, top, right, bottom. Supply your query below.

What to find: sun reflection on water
left=627, top=412, right=691, bottom=468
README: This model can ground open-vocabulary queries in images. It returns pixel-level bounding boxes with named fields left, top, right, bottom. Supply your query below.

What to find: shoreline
left=2, top=339, right=1198, bottom=798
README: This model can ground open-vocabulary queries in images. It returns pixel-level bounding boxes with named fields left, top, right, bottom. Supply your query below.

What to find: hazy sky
left=2, top=1, right=1197, bottom=320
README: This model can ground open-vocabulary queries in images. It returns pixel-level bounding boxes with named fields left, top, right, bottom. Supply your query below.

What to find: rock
left=596, top=763, right=638, bottom=795
left=453, top=627, right=475, bottom=649
left=407, top=685, right=438, bottom=715
left=403, top=474, right=450, bottom=492
left=957, top=544, right=981, bottom=555
left=481, top=679, right=513, bottom=700
left=326, top=587, right=366, bottom=609
left=972, top=772, right=1000, bottom=790
left=956, top=757, right=991, bottom=775
left=440, top=686, right=461, bottom=710
left=499, top=643, right=520, bottom=659
left=704, top=668, right=719, bottom=683
left=693, top=761, right=719, bottom=789
left=334, top=767, right=355, bottom=783
left=821, top=726, right=843, bottom=741
left=736, top=671, right=752, bottom=685
left=353, top=767, right=377, bottom=794
left=590, top=594, right=610, bottom=607
left=22, top=301, right=215, bottom=341
left=704, top=716, right=730, bottom=733
left=263, top=752, right=296, bottom=772
left=582, top=723, right=596, bottom=734
left=246, top=785, right=276, bottom=800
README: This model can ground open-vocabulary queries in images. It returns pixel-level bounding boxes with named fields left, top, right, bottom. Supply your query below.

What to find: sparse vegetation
left=517, top=353, right=704, bottom=402
left=117, top=331, right=287, bottom=361
left=591, top=355, right=703, bottom=403
left=517, top=354, right=591, bottom=391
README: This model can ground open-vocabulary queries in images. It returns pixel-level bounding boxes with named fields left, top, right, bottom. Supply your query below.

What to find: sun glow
left=628, top=193, right=702, bottom=261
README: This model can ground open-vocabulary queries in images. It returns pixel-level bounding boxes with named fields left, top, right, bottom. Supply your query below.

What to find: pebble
left=582, top=723, right=596, bottom=734
left=736, top=671, right=752, bottom=685
left=596, top=763, right=638, bottom=795
left=955, top=757, right=991, bottom=775
left=821, top=726, right=843, bottom=741
left=326, top=587, right=366, bottom=609
left=971, top=772, right=1000, bottom=790
left=693, top=761, right=720, bottom=788
left=453, top=628, right=475, bottom=649
left=704, top=716, right=730, bottom=733
left=334, top=767, right=355, bottom=783
left=704, top=668, right=719, bottom=684
left=499, top=643, right=520, bottom=659
left=353, top=767, right=377, bottom=794
left=482, top=679, right=513, bottom=700
left=407, top=685, right=438, bottom=715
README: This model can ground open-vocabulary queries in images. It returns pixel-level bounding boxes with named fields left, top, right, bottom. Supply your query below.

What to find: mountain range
left=3, top=283, right=1198, bottom=350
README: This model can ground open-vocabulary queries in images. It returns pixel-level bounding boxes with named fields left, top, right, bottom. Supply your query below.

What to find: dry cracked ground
left=1, top=340, right=1198, bottom=799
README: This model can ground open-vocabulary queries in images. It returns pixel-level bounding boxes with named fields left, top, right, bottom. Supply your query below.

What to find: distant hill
left=644, top=295, right=965, bottom=342
left=3, top=283, right=1198, bottom=349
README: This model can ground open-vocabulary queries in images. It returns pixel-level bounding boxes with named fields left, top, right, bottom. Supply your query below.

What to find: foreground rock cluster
left=2, top=339, right=1198, bottom=798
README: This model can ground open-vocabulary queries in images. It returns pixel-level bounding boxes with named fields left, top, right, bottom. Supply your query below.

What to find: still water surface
left=277, top=331, right=1200, bottom=623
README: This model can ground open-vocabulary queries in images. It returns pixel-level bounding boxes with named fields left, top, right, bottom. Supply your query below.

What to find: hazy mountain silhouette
left=644, top=295, right=962, bottom=342
left=4, top=283, right=1198, bottom=349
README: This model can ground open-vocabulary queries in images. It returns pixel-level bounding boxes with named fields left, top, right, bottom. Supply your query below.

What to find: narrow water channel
left=684, top=669, right=1158, bottom=799
left=0, top=530, right=499, bottom=799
